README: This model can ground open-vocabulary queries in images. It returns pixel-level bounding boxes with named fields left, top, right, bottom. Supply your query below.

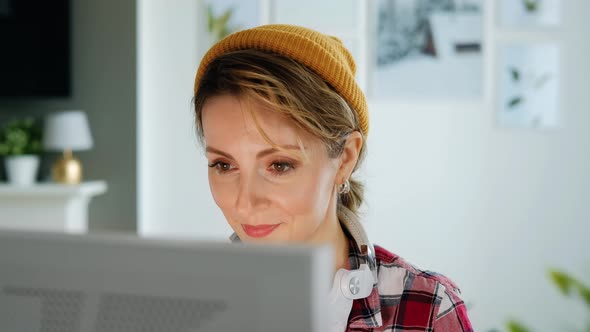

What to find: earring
left=338, top=179, right=350, bottom=194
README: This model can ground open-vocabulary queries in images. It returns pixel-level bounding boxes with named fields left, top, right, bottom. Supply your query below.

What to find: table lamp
left=43, top=110, right=94, bottom=184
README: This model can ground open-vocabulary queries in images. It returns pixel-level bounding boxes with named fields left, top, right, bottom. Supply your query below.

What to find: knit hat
left=194, top=24, right=369, bottom=136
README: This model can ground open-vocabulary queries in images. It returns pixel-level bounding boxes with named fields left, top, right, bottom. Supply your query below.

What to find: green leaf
left=207, top=5, right=214, bottom=31
left=523, top=0, right=539, bottom=12
left=218, top=8, right=233, bottom=27
left=206, top=4, right=237, bottom=42
left=509, top=67, right=520, bottom=81
left=507, top=320, right=531, bottom=332
left=549, top=269, right=573, bottom=295
left=579, top=284, right=590, bottom=308
left=508, top=97, right=523, bottom=108
left=548, top=268, right=590, bottom=310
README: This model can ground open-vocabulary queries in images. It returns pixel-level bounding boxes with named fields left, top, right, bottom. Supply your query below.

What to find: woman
left=193, top=24, right=473, bottom=331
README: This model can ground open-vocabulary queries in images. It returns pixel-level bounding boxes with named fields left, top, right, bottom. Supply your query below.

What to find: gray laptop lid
left=0, top=230, right=332, bottom=332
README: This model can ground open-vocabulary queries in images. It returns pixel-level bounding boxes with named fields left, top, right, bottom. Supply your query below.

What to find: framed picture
left=372, top=0, right=484, bottom=100
left=497, top=43, right=560, bottom=129
left=499, top=0, right=561, bottom=28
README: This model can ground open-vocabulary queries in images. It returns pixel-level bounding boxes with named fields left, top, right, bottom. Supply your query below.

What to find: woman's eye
left=208, top=161, right=234, bottom=173
left=270, top=162, right=293, bottom=174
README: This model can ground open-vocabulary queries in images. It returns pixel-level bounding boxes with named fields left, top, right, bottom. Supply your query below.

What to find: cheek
left=275, top=169, right=334, bottom=223
left=208, top=173, right=236, bottom=212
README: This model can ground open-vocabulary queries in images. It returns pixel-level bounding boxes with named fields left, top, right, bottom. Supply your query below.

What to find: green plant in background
left=491, top=269, right=590, bottom=332
left=507, top=67, right=524, bottom=108
left=0, top=118, right=43, bottom=157
left=522, top=0, right=540, bottom=12
left=549, top=269, right=590, bottom=332
left=504, top=320, right=533, bottom=332
left=550, top=269, right=590, bottom=307
left=207, top=4, right=238, bottom=43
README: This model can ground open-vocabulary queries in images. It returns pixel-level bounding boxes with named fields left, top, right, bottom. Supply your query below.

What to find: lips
left=241, top=224, right=280, bottom=238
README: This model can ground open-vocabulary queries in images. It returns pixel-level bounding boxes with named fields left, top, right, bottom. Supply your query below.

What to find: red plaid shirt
left=346, top=237, right=473, bottom=331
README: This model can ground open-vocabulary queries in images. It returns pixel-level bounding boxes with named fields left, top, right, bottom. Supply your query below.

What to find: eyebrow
left=205, top=145, right=303, bottom=160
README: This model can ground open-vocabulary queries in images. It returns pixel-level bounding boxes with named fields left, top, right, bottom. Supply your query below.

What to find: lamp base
left=52, top=150, right=83, bottom=184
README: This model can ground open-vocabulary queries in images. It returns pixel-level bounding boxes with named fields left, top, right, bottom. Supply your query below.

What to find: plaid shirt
left=346, top=237, right=473, bottom=331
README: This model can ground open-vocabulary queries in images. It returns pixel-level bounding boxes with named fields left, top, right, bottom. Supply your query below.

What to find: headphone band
left=339, top=218, right=378, bottom=284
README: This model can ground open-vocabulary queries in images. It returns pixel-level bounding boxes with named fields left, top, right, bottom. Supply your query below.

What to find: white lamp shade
left=43, top=111, right=94, bottom=151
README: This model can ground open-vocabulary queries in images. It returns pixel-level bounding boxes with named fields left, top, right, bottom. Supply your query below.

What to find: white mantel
left=0, top=181, right=107, bottom=233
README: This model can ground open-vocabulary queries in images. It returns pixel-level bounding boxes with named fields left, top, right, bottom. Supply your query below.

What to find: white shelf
left=0, top=181, right=108, bottom=234
left=0, top=180, right=107, bottom=196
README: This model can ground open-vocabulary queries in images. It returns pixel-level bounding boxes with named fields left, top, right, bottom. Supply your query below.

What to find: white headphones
left=331, top=180, right=379, bottom=330
left=329, top=243, right=377, bottom=332
left=336, top=179, right=378, bottom=285
left=335, top=179, right=378, bottom=297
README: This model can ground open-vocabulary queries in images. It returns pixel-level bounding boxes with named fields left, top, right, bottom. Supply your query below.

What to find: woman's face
left=201, top=94, right=340, bottom=244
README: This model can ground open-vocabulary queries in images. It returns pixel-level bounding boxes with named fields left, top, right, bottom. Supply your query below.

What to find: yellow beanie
left=194, top=24, right=369, bottom=136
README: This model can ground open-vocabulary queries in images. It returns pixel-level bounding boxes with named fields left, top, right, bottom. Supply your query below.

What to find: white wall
left=137, top=0, right=590, bottom=330
left=137, top=0, right=230, bottom=239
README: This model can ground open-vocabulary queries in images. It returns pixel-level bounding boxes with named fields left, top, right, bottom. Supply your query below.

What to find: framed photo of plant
left=499, top=0, right=561, bottom=28
left=497, top=43, right=560, bottom=129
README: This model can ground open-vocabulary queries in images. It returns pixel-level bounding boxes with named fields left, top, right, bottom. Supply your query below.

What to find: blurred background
left=0, top=0, right=588, bottom=330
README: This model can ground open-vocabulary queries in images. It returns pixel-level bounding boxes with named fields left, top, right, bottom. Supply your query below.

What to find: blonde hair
left=193, top=50, right=367, bottom=224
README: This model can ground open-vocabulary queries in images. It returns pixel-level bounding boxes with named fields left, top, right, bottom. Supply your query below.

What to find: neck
left=314, top=193, right=352, bottom=277
left=307, top=209, right=350, bottom=277
left=333, top=221, right=350, bottom=273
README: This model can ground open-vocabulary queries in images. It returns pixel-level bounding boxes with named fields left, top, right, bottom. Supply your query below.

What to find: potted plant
left=489, top=268, right=590, bottom=332
left=0, top=117, right=43, bottom=185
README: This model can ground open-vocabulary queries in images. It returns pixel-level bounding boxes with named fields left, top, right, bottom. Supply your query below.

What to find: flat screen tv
left=0, top=0, right=70, bottom=98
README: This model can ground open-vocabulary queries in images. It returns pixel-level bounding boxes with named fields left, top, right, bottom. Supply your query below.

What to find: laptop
left=0, top=230, right=332, bottom=331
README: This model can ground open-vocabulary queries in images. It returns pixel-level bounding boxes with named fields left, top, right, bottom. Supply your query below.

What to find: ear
left=336, top=131, right=363, bottom=184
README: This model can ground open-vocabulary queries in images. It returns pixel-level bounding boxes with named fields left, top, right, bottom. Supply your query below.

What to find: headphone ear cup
left=339, top=264, right=374, bottom=300
left=329, top=263, right=376, bottom=329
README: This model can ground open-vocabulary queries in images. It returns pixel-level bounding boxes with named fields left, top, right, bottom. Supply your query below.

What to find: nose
left=234, top=171, right=267, bottom=217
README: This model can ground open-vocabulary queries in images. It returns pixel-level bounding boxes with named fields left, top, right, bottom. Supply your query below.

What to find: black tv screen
left=0, top=0, right=70, bottom=97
